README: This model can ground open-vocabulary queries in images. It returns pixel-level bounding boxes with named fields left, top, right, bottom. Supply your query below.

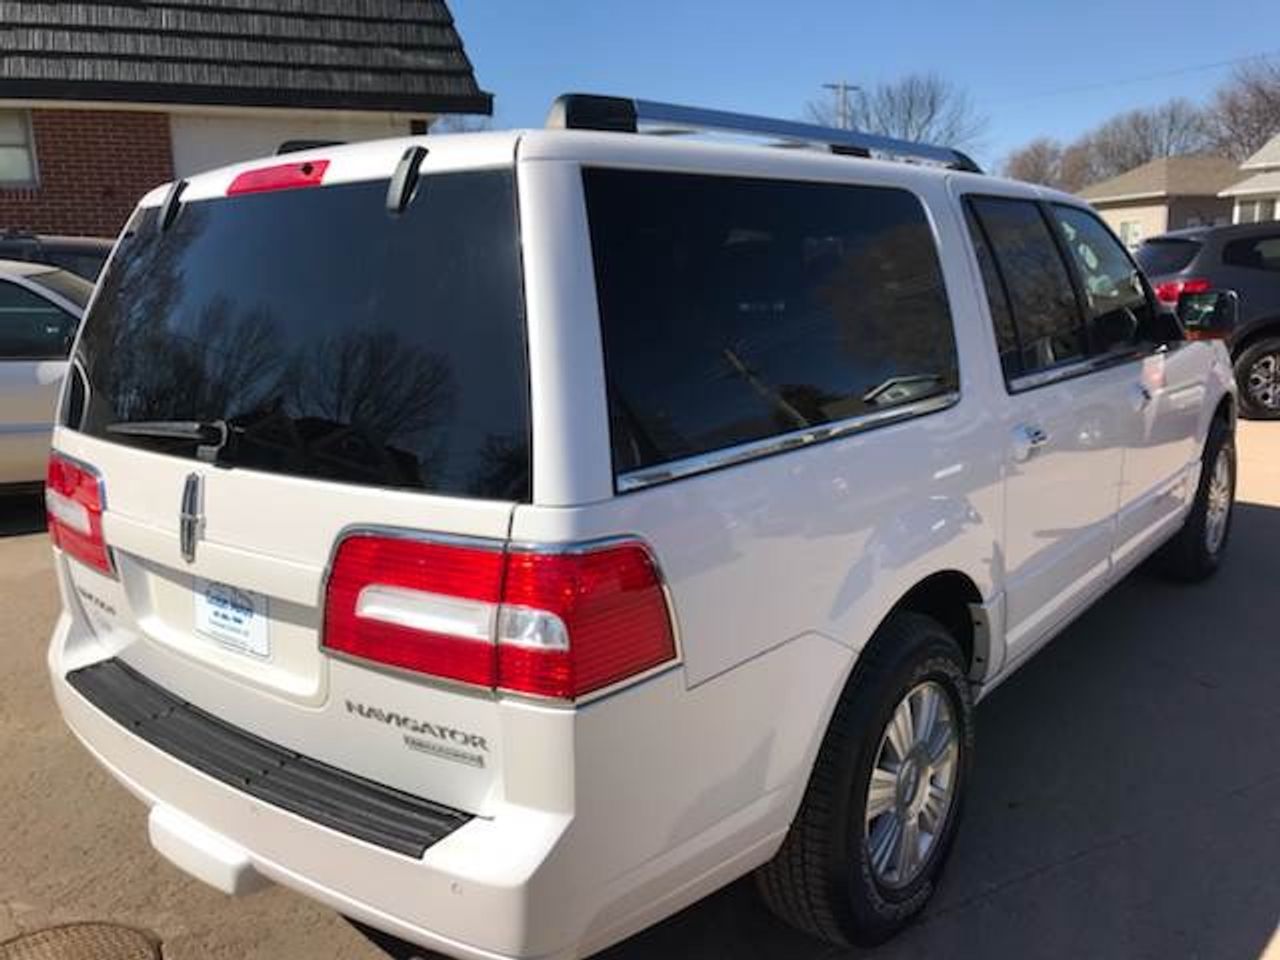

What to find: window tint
left=25, top=267, right=93, bottom=310
left=71, top=172, right=531, bottom=501
left=1135, top=238, right=1201, bottom=275
left=583, top=169, right=958, bottom=477
left=0, top=280, right=77, bottom=359
left=1223, top=234, right=1280, bottom=272
left=963, top=206, right=1020, bottom=377
left=1051, top=205, right=1153, bottom=355
left=965, top=196, right=1085, bottom=380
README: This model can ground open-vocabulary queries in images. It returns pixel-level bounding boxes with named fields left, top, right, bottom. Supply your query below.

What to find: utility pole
left=822, top=81, right=860, bottom=130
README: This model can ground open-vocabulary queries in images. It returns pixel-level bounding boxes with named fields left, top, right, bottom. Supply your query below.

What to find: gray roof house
left=1078, top=155, right=1240, bottom=247
left=0, top=0, right=490, bottom=236
left=1220, top=132, right=1280, bottom=224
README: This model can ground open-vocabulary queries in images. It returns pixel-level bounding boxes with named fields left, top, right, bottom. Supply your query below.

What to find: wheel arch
left=1231, top=317, right=1280, bottom=360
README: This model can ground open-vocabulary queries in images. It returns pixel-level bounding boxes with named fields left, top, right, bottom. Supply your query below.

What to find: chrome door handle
left=1012, top=424, right=1049, bottom=463
left=1132, top=383, right=1153, bottom=411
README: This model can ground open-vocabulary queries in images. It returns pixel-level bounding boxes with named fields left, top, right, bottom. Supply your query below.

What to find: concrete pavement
left=2, top=423, right=1278, bottom=959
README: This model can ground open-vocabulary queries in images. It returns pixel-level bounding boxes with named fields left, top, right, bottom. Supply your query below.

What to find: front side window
left=0, top=281, right=77, bottom=359
left=1050, top=205, right=1154, bottom=355
left=1223, top=234, right=1280, bottom=272
left=0, top=110, right=36, bottom=185
left=965, top=196, right=1085, bottom=381
left=583, top=169, right=959, bottom=478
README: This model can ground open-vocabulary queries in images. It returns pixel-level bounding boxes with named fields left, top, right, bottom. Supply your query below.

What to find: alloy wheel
left=864, top=680, right=959, bottom=888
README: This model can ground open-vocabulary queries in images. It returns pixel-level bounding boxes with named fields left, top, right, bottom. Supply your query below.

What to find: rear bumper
left=48, top=599, right=853, bottom=959
left=51, top=632, right=571, bottom=959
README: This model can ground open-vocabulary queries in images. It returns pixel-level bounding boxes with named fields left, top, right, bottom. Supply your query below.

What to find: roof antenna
left=159, top=179, right=187, bottom=232
left=386, top=146, right=428, bottom=214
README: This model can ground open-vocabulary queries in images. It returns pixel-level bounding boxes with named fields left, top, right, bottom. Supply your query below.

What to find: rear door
left=53, top=155, right=532, bottom=814
left=0, top=276, right=78, bottom=484
left=963, top=195, right=1126, bottom=662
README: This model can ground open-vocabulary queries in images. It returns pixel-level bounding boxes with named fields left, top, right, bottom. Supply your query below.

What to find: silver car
left=0, top=259, right=91, bottom=490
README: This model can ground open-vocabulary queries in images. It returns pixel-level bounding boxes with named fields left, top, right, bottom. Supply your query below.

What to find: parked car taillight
left=1154, top=277, right=1211, bottom=305
left=45, top=452, right=114, bottom=576
left=322, top=533, right=676, bottom=701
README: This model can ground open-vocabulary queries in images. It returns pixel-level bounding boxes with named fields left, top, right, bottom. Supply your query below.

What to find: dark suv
left=1137, top=222, right=1280, bottom=418
left=0, top=231, right=112, bottom=281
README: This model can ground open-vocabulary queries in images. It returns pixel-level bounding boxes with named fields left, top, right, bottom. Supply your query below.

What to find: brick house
left=0, top=1, right=490, bottom=238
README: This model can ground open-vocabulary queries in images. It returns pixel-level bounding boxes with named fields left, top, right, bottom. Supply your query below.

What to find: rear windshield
left=67, top=172, right=531, bottom=500
left=1135, top=238, right=1200, bottom=276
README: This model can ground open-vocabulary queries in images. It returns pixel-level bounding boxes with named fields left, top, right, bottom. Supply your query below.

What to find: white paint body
left=47, top=130, right=1234, bottom=959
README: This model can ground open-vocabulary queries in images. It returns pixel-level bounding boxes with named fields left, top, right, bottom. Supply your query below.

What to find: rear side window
left=1136, top=238, right=1200, bottom=275
left=0, top=280, right=77, bottom=359
left=583, top=169, right=958, bottom=479
left=965, top=196, right=1085, bottom=381
left=1223, top=234, right=1280, bottom=272
left=69, top=172, right=531, bottom=501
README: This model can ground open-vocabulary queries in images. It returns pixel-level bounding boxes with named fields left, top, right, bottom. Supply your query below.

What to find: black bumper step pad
left=67, top=658, right=471, bottom=858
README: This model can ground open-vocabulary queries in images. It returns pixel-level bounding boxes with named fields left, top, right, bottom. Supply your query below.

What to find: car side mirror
left=1138, top=306, right=1185, bottom=346
left=1178, top=289, right=1238, bottom=342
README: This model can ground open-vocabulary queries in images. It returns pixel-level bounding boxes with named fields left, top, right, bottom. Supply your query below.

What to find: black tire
left=1156, top=414, right=1236, bottom=582
left=755, top=612, right=974, bottom=947
left=1234, top=337, right=1280, bottom=420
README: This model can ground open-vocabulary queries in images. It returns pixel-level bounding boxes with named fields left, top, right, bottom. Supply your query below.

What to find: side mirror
left=1177, top=289, right=1238, bottom=342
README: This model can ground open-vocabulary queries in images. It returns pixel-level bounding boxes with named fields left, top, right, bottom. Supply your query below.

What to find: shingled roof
left=1078, top=155, right=1240, bottom=204
left=0, top=0, right=491, bottom=115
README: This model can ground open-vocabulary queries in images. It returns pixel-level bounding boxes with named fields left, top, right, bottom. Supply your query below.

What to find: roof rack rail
left=546, top=94, right=983, bottom=174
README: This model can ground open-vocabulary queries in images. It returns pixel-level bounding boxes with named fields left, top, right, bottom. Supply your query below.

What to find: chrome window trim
left=1006, top=347, right=1153, bottom=394
left=616, top=391, right=960, bottom=494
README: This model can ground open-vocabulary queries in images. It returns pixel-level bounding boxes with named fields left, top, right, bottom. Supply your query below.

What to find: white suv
left=47, top=96, right=1237, bottom=959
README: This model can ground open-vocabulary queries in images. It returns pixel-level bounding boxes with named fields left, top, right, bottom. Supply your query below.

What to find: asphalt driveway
left=3, top=423, right=1279, bottom=959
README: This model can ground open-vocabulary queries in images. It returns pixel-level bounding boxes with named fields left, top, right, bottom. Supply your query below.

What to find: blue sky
left=450, top=0, right=1280, bottom=168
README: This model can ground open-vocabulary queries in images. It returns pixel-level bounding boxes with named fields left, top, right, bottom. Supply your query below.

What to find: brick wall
left=0, top=108, right=173, bottom=238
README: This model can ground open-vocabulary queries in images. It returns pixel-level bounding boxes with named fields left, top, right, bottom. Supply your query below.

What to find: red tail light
left=322, top=534, right=676, bottom=701
left=1154, top=277, right=1211, bottom=304
left=227, top=159, right=329, bottom=196
left=46, top=452, right=114, bottom=576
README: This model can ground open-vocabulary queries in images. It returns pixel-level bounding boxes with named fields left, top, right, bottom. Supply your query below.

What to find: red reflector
left=45, top=452, right=113, bottom=576
left=227, top=159, right=329, bottom=196
left=323, top=535, right=504, bottom=687
left=499, top=544, right=675, bottom=699
left=1154, top=277, right=1211, bottom=304
left=321, top=534, right=677, bottom=701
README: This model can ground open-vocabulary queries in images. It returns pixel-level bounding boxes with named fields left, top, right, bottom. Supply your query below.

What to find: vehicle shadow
left=0, top=492, right=46, bottom=538
left=592, top=501, right=1280, bottom=960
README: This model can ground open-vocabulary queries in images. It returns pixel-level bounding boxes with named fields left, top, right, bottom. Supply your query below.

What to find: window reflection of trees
left=76, top=205, right=495, bottom=493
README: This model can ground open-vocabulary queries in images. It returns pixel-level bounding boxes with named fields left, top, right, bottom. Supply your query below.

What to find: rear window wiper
left=105, top=419, right=238, bottom=462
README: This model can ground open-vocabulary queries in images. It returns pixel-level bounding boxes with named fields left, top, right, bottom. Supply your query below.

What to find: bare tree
left=1003, top=97, right=1213, bottom=192
left=1207, top=60, right=1280, bottom=160
left=807, top=73, right=987, bottom=151
left=1085, top=99, right=1211, bottom=178
left=1002, top=137, right=1066, bottom=187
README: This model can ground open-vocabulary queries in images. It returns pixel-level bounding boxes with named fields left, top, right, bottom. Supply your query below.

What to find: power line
left=992, top=49, right=1280, bottom=105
